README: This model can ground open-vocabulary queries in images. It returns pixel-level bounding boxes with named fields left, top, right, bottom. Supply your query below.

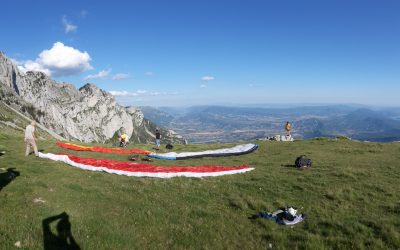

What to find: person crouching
left=120, top=132, right=128, bottom=147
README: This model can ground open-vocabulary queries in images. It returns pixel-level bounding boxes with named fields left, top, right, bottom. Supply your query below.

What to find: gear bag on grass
left=295, top=155, right=312, bottom=168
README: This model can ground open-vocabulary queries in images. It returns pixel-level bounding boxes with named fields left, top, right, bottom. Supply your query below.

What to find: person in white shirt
left=24, top=120, right=38, bottom=156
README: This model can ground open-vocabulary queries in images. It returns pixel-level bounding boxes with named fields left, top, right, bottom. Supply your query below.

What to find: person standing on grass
left=25, top=120, right=38, bottom=156
left=285, top=121, right=292, bottom=137
left=155, top=129, right=161, bottom=148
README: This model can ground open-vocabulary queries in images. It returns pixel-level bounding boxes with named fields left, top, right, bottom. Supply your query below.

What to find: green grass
left=1, top=133, right=400, bottom=249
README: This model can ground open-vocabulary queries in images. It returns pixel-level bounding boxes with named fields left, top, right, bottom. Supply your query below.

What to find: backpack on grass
left=295, top=155, right=312, bottom=168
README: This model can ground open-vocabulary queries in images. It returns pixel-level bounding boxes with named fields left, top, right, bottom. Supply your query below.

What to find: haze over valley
left=141, top=105, right=400, bottom=143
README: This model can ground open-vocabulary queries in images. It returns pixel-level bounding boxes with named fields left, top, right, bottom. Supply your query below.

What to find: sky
left=1, top=0, right=399, bottom=107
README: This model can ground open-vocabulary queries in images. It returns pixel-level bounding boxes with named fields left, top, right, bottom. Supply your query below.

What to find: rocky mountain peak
left=79, top=83, right=99, bottom=92
left=0, top=52, right=185, bottom=143
left=26, top=71, right=48, bottom=80
left=79, top=83, right=112, bottom=99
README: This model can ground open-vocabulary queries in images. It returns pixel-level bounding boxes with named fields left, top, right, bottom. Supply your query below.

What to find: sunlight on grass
left=0, top=134, right=400, bottom=249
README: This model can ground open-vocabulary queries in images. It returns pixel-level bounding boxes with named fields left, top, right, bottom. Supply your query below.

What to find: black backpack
left=295, top=155, right=312, bottom=168
left=166, top=144, right=173, bottom=150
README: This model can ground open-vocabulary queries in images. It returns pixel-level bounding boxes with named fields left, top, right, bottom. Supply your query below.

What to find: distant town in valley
left=140, top=105, right=400, bottom=143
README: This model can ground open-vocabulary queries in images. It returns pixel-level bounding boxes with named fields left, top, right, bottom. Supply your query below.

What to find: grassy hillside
left=0, top=133, right=399, bottom=249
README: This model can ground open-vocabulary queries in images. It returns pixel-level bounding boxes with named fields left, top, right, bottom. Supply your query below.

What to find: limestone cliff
left=0, top=51, right=184, bottom=143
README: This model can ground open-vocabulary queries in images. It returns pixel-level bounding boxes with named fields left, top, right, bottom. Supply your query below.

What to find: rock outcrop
left=0, top=51, right=184, bottom=143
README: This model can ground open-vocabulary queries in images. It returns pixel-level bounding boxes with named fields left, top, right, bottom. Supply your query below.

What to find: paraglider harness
left=295, top=155, right=312, bottom=168
left=251, top=207, right=305, bottom=225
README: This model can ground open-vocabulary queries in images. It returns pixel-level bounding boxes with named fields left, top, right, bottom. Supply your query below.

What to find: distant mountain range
left=141, top=105, right=400, bottom=143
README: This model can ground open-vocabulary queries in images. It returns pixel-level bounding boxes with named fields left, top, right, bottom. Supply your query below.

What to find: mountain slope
left=324, top=109, right=400, bottom=141
left=0, top=98, right=52, bottom=140
left=0, top=52, right=185, bottom=144
left=139, top=106, right=176, bottom=128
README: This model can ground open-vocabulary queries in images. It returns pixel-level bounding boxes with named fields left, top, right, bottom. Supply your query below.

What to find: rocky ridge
left=0, top=51, right=184, bottom=143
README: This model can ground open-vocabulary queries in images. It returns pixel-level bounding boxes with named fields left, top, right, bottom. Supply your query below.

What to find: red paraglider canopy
left=39, top=152, right=254, bottom=178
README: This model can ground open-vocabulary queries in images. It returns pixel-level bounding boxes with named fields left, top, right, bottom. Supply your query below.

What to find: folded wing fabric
left=257, top=210, right=305, bottom=225
left=56, top=142, right=152, bottom=155
left=38, top=152, right=254, bottom=178
left=148, top=143, right=259, bottom=160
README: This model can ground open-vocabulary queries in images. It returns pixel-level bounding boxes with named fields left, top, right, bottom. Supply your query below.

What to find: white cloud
left=149, top=91, right=178, bottom=96
left=109, top=90, right=177, bottom=97
left=16, top=42, right=92, bottom=77
left=148, top=91, right=178, bottom=96
left=201, top=76, right=214, bottom=81
left=18, top=60, right=51, bottom=76
left=62, top=16, right=77, bottom=33
left=112, top=73, right=129, bottom=80
left=145, top=71, right=154, bottom=76
left=200, top=76, right=214, bottom=88
left=85, top=69, right=111, bottom=80
left=10, top=58, right=23, bottom=65
left=109, top=90, right=138, bottom=96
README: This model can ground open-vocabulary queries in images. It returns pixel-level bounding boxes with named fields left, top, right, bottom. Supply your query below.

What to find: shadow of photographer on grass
left=0, top=168, right=20, bottom=192
left=43, top=212, right=81, bottom=250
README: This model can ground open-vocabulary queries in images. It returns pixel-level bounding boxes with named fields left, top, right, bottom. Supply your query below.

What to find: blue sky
left=1, top=0, right=399, bottom=107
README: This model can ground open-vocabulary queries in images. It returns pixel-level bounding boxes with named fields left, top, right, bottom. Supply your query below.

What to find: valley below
left=141, top=105, right=400, bottom=143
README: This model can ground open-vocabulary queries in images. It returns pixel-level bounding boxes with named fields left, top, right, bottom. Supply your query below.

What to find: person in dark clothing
left=155, top=129, right=161, bottom=148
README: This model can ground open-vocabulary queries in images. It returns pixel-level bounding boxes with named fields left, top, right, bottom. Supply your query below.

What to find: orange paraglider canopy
left=56, top=142, right=153, bottom=155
